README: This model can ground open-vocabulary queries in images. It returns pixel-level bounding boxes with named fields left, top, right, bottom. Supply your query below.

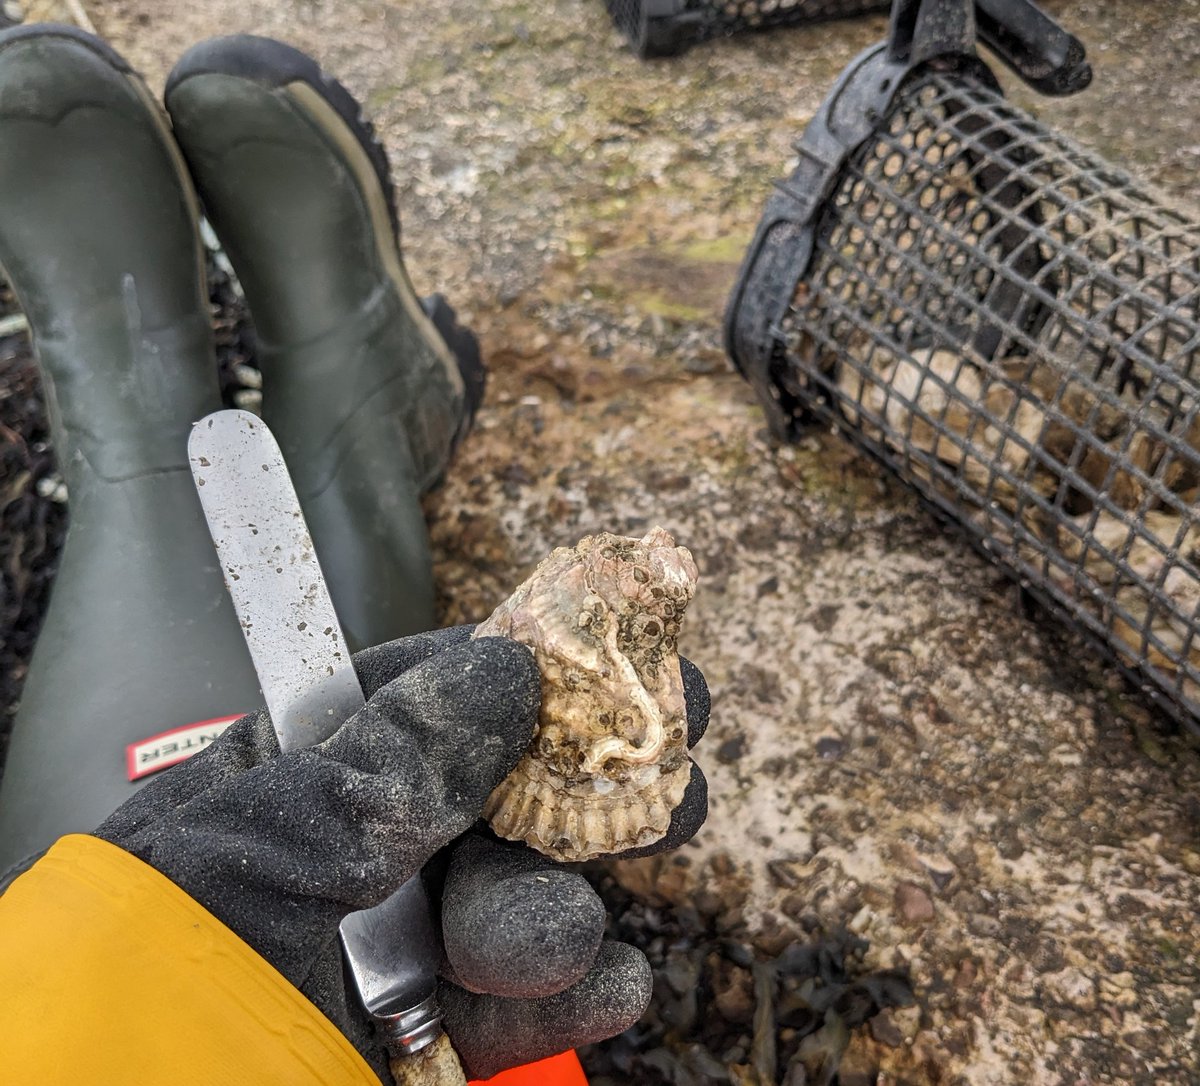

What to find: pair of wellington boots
left=0, top=27, right=484, bottom=869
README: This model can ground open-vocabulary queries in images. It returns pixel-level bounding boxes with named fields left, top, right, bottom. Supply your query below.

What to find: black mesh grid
left=604, top=0, right=888, bottom=57
left=759, top=67, right=1200, bottom=731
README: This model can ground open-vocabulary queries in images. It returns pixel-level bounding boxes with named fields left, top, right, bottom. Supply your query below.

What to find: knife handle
left=388, top=1033, right=467, bottom=1086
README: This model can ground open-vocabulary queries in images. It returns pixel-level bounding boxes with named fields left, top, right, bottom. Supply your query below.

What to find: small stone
left=709, top=852, right=736, bottom=878
left=662, top=948, right=701, bottom=996
left=953, top=958, right=978, bottom=988
left=232, top=363, right=263, bottom=389
left=1042, top=967, right=1097, bottom=1012
left=968, top=912, right=1002, bottom=938
left=780, top=891, right=812, bottom=923
left=716, top=735, right=747, bottom=764
left=712, top=961, right=755, bottom=1024
left=814, top=730, right=845, bottom=759
left=35, top=475, right=68, bottom=503
left=1099, top=972, right=1138, bottom=1008
left=919, top=853, right=957, bottom=891
left=848, top=904, right=873, bottom=934
left=891, top=1004, right=922, bottom=1041
left=869, top=1009, right=905, bottom=1047
left=756, top=575, right=779, bottom=598
left=894, top=881, right=935, bottom=925
left=767, top=858, right=804, bottom=890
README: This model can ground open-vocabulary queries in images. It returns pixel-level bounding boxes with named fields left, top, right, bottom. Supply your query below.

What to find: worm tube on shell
left=472, top=527, right=698, bottom=862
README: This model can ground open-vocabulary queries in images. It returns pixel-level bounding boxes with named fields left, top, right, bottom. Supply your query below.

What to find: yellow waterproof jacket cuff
left=0, top=833, right=379, bottom=1086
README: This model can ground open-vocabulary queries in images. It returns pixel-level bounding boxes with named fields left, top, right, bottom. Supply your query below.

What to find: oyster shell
left=473, top=526, right=698, bottom=862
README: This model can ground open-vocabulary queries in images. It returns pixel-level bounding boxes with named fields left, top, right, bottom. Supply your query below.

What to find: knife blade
left=188, top=409, right=363, bottom=750
left=189, top=409, right=465, bottom=1084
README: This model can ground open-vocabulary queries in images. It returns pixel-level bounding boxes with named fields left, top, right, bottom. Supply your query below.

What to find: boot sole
left=166, top=34, right=400, bottom=235
left=166, top=35, right=486, bottom=438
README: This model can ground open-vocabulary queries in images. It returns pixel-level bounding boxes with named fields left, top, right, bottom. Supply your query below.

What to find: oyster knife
left=188, top=409, right=465, bottom=1085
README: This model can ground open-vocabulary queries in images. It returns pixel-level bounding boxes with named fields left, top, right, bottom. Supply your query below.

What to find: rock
left=891, top=1005, right=923, bottom=1042
left=814, top=730, right=846, bottom=759
left=919, top=853, right=957, bottom=891
left=660, top=948, right=701, bottom=1032
left=717, top=734, right=747, bottom=764
left=836, top=1035, right=878, bottom=1086
left=952, top=958, right=978, bottom=988
left=869, top=1009, right=905, bottom=1047
left=894, top=881, right=936, bottom=925
left=712, top=957, right=755, bottom=1025
left=767, top=858, right=805, bottom=890
left=1042, top=967, right=1097, bottom=1012
left=781, top=891, right=813, bottom=924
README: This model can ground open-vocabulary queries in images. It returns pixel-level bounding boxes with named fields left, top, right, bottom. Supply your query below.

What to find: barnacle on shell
left=472, top=526, right=698, bottom=862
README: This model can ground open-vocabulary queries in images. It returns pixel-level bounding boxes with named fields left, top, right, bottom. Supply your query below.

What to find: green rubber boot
left=165, top=36, right=485, bottom=651
left=0, top=26, right=261, bottom=868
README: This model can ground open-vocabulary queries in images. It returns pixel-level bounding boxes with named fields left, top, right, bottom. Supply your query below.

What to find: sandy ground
left=7, top=0, right=1200, bottom=1081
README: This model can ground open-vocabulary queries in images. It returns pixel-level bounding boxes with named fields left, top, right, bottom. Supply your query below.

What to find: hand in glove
left=434, top=652, right=711, bottom=1079
left=94, top=625, right=711, bottom=1082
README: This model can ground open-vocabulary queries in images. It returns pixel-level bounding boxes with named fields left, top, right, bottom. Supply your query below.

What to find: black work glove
left=434, top=653, right=711, bottom=1079
left=94, top=625, right=711, bottom=1082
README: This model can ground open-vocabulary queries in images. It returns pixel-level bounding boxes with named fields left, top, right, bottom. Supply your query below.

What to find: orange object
left=470, top=1049, right=588, bottom=1085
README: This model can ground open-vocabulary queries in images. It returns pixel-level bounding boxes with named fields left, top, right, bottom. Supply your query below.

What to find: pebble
left=716, top=734, right=747, bottom=764
left=894, top=881, right=936, bottom=925
left=891, top=1005, right=922, bottom=1041
left=712, top=963, right=755, bottom=1024
left=848, top=904, right=873, bottom=934
left=1042, top=967, right=1098, bottom=1012
left=1099, top=972, right=1139, bottom=1008
left=919, top=853, right=957, bottom=891
left=35, top=475, right=67, bottom=503
left=953, top=958, right=978, bottom=988
left=767, top=858, right=805, bottom=890
left=869, top=1010, right=905, bottom=1047
left=814, top=729, right=846, bottom=759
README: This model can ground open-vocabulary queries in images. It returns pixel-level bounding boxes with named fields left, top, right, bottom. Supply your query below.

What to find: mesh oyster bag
left=727, top=1, right=1200, bottom=734
left=603, top=0, right=889, bottom=58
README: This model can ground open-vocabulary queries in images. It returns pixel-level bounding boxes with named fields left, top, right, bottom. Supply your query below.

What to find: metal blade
left=188, top=409, right=364, bottom=750
left=188, top=409, right=444, bottom=1060
left=340, top=875, right=444, bottom=1055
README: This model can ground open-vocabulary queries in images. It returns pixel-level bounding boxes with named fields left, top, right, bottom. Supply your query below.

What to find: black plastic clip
left=975, top=0, right=1091, bottom=95
left=889, top=0, right=1091, bottom=95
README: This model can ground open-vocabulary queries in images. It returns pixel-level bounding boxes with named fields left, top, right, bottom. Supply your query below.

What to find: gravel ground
left=2, top=0, right=1199, bottom=1082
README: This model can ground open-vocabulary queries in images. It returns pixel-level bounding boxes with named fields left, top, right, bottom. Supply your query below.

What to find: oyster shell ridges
left=473, top=526, right=697, bottom=862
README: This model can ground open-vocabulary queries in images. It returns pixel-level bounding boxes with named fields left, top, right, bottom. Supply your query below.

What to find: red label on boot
left=125, top=715, right=245, bottom=781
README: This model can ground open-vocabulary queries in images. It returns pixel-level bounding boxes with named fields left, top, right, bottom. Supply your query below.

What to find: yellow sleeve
left=0, top=834, right=380, bottom=1086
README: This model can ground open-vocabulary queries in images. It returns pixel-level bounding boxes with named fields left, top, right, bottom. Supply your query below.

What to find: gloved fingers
left=352, top=624, right=475, bottom=699
left=441, top=940, right=652, bottom=1082
left=98, top=627, right=481, bottom=842
left=679, top=655, right=710, bottom=748
left=314, top=637, right=540, bottom=882
left=94, top=708, right=280, bottom=841
left=104, top=639, right=540, bottom=938
left=611, top=759, right=708, bottom=860
left=441, top=835, right=605, bottom=999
